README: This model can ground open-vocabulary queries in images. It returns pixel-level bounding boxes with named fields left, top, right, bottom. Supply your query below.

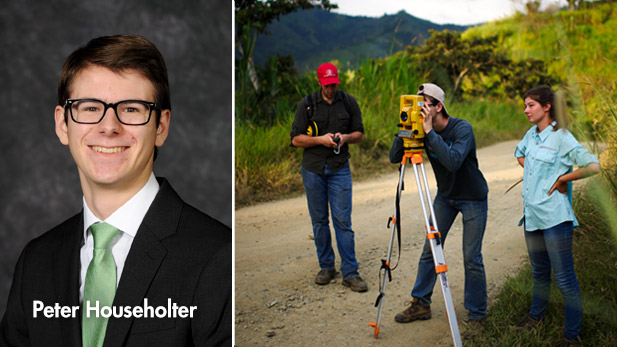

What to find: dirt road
left=235, top=140, right=528, bottom=346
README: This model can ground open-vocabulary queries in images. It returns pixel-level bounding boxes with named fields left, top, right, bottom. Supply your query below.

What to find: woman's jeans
left=525, top=221, right=581, bottom=339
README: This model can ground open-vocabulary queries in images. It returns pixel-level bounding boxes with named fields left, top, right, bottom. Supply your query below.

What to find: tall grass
left=467, top=183, right=617, bottom=346
left=467, top=4, right=617, bottom=345
left=235, top=115, right=302, bottom=204
left=235, top=3, right=617, bottom=207
left=235, top=54, right=528, bottom=207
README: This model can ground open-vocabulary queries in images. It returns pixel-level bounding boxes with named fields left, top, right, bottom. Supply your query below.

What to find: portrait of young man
left=0, top=34, right=231, bottom=346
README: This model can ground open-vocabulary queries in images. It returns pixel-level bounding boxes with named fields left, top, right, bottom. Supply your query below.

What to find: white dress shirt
left=79, top=173, right=160, bottom=303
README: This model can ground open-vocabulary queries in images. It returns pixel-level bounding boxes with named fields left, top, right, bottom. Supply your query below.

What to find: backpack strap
left=304, top=92, right=318, bottom=136
left=340, top=91, right=352, bottom=116
left=304, top=91, right=353, bottom=136
left=304, top=93, right=314, bottom=121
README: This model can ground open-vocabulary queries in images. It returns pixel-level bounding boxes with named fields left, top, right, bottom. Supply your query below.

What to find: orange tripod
left=368, top=150, right=462, bottom=346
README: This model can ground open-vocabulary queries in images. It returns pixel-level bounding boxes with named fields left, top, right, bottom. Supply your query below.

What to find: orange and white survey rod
left=368, top=150, right=462, bottom=347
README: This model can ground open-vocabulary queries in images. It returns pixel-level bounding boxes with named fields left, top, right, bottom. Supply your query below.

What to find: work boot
left=394, top=298, right=431, bottom=323
left=342, top=276, right=368, bottom=292
left=511, top=315, right=542, bottom=332
left=314, top=269, right=336, bottom=285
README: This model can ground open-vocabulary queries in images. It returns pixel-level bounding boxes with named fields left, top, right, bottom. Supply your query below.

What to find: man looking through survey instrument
left=389, top=83, right=489, bottom=331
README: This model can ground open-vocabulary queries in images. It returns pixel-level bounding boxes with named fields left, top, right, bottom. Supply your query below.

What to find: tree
left=235, top=0, right=336, bottom=36
left=416, top=30, right=509, bottom=98
left=497, top=58, right=558, bottom=98
left=235, top=0, right=337, bottom=92
left=413, top=29, right=556, bottom=100
left=525, top=0, right=541, bottom=14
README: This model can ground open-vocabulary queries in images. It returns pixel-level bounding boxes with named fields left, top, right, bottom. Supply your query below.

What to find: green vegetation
left=467, top=181, right=617, bottom=346
left=235, top=52, right=529, bottom=206
left=235, top=2, right=617, bottom=344
left=236, top=3, right=617, bottom=207
left=464, top=3, right=617, bottom=345
left=463, top=3, right=617, bottom=135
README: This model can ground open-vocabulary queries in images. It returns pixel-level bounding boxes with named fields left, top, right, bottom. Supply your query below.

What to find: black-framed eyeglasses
left=64, top=98, right=160, bottom=125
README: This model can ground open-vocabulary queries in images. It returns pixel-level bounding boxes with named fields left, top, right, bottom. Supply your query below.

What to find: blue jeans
left=411, top=194, right=488, bottom=319
left=302, top=162, right=359, bottom=279
left=525, top=221, right=581, bottom=339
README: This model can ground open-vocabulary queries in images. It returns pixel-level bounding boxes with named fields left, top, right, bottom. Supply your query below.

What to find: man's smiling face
left=54, top=65, right=169, bottom=193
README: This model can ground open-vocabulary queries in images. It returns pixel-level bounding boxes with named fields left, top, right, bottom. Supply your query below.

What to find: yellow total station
left=397, top=95, right=425, bottom=151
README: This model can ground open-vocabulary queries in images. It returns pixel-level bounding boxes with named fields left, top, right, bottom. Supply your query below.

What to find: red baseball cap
left=317, top=63, right=340, bottom=85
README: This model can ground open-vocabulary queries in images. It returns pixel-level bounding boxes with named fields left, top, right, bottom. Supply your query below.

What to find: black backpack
left=304, top=91, right=353, bottom=136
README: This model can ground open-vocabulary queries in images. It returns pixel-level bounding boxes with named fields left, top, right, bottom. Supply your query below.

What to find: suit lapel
left=52, top=213, right=83, bottom=347
left=103, top=178, right=184, bottom=347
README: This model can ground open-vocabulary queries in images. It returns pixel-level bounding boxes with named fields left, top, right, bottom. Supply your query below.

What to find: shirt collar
left=83, top=173, right=160, bottom=240
left=535, top=121, right=557, bottom=142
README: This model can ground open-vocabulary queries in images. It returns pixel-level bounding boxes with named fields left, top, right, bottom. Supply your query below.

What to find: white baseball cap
left=418, top=83, right=447, bottom=113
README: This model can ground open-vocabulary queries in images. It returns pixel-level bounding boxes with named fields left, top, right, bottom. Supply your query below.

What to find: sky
left=332, top=0, right=569, bottom=25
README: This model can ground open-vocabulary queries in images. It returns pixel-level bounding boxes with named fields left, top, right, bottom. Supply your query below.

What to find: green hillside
left=462, top=5, right=617, bottom=135
left=253, top=9, right=468, bottom=71
left=236, top=1, right=616, bottom=205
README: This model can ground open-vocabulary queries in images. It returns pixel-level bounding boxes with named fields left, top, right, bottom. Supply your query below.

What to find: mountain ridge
left=253, top=9, right=470, bottom=72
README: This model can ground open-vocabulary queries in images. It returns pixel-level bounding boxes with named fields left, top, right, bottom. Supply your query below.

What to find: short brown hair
left=58, top=35, right=171, bottom=124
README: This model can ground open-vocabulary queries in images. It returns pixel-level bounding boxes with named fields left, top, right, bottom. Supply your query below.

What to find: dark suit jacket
left=0, top=178, right=232, bottom=346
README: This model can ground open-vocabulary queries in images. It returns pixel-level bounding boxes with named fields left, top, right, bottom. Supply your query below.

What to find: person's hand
left=421, top=103, right=433, bottom=133
left=548, top=175, right=568, bottom=195
left=334, top=132, right=344, bottom=147
left=321, top=133, right=338, bottom=148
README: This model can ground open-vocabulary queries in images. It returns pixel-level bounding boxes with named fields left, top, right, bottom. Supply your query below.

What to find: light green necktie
left=82, top=222, right=120, bottom=347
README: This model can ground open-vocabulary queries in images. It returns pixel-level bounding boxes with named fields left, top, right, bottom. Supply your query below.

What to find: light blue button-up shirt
left=514, top=122, right=598, bottom=231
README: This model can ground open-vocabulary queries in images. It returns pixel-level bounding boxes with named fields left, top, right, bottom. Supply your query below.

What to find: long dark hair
left=523, top=85, right=561, bottom=130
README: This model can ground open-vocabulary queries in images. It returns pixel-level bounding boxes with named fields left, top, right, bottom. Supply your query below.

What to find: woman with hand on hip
left=513, top=85, right=600, bottom=346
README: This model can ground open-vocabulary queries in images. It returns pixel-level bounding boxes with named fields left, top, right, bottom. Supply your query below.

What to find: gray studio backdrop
left=0, top=0, right=231, bottom=316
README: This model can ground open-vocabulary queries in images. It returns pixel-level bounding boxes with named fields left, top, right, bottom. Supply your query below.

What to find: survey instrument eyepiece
left=397, top=95, right=425, bottom=151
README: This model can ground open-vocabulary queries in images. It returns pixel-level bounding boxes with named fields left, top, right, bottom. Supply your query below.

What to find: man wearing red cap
left=290, top=62, right=367, bottom=292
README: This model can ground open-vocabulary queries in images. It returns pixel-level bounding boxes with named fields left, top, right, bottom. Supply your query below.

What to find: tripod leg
left=412, top=163, right=462, bottom=347
left=369, top=162, right=407, bottom=338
